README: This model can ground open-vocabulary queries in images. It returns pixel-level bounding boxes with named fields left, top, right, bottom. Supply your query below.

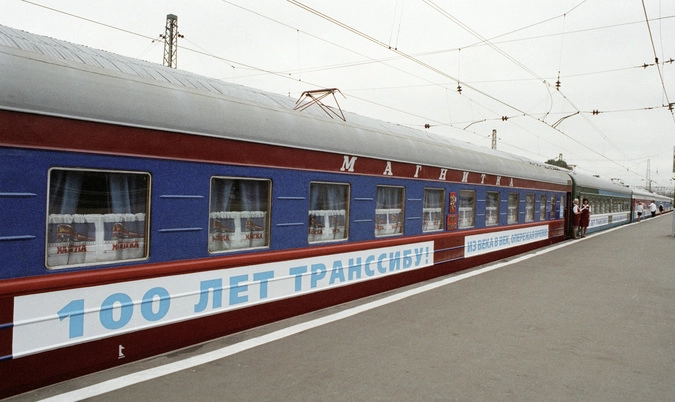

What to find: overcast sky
left=3, top=0, right=674, bottom=190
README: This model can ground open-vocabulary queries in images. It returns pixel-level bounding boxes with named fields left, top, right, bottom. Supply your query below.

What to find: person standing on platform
left=659, top=202, right=664, bottom=215
left=580, top=198, right=591, bottom=237
left=637, top=202, right=643, bottom=222
left=649, top=200, right=657, bottom=218
left=572, top=198, right=581, bottom=239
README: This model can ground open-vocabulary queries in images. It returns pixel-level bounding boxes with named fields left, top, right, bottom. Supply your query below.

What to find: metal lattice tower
left=161, top=14, right=181, bottom=68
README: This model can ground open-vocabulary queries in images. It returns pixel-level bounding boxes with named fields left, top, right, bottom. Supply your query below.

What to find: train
left=569, top=172, right=671, bottom=234
left=631, top=187, right=672, bottom=221
left=0, top=25, right=671, bottom=397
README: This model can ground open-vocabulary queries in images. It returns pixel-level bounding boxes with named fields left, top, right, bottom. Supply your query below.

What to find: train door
left=564, top=191, right=573, bottom=239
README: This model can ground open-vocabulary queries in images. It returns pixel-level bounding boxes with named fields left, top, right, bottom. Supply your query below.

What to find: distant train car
left=568, top=172, right=633, bottom=234
left=631, top=188, right=673, bottom=220
left=0, top=25, right=601, bottom=397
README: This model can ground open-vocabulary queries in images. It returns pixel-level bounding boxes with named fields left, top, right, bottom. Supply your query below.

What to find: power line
left=463, top=15, right=675, bottom=51
left=219, top=0, right=457, bottom=92
left=421, top=0, right=549, bottom=86
left=286, top=0, right=532, bottom=116
left=417, top=0, right=653, bottom=166
left=388, top=1, right=649, bottom=174
left=641, top=0, right=675, bottom=123
left=21, top=0, right=156, bottom=41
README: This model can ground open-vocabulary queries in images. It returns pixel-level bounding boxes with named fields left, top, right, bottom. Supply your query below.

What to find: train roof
left=0, top=24, right=571, bottom=186
left=631, top=187, right=671, bottom=202
left=568, top=171, right=633, bottom=197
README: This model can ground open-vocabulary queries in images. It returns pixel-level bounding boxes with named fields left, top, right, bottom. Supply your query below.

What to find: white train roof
left=631, top=187, right=671, bottom=202
left=0, top=25, right=571, bottom=186
left=568, top=171, right=632, bottom=196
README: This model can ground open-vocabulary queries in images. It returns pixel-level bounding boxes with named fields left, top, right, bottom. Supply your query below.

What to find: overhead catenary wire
left=286, top=0, right=532, bottom=115
left=21, top=0, right=155, bottom=41
left=426, top=0, right=662, bottom=171
left=287, top=0, right=661, bottom=179
left=555, top=11, right=566, bottom=92
left=641, top=0, right=674, bottom=123
left=219, top=0, right=460, bottom=93
left=420, top=0, right=640, bottom=163
left=421, top=0, right=551, bottom=86
left=388, top=0, right=404, bottom=50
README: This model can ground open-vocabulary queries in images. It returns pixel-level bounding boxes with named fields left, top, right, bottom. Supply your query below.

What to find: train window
left=485, top=191, right=499, bottom=226
left=525, top=194, right=535, bottom=222
left=539, top=195, right=546, bottom=221
left=308, top=182, right=349, bottom=243
left=423, top=188, right=445, bottom=232
left=507, top=193, right=519, bottom=224
left=46, top=168, right=149, bottom=268
left=550, top=195, right=557, bottom=220
left=209, top=177, right=270, bottom=253
left=458, top=190, right=475, bottom=229
left=375, top=186, right=404, bottom=236
left=590, top=196, right=598, bottom=214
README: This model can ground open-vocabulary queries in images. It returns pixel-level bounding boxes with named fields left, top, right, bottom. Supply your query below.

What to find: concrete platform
left=11, top=214, right=675, bottom=401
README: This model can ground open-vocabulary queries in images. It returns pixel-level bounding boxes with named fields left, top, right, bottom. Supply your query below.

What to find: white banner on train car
left=464, top=225, right=549, bottom=258
left=589, top=215, right=609, bottom=228
left=12, top=241, right=433, bottom=358
left=610, top=213, right=629, bottom=224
